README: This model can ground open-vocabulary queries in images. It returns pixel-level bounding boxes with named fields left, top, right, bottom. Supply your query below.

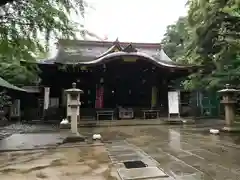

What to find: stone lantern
left=65, top=82, right=83, bottom=135
left=218, top=84, right=239, bottom=131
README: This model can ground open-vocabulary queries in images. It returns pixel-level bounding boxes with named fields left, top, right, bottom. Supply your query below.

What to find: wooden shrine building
left=37, top=39, right=197, bottom=121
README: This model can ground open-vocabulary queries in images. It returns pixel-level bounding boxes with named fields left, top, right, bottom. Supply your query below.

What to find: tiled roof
left=0, top=77, right=27, bottom=92
left=40, top=39, right=194, bottom=69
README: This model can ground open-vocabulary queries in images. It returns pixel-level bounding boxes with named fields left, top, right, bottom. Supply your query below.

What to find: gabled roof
left=123, top=43, right=138, bottom=52
left=39, top=39, right=196, bottom=69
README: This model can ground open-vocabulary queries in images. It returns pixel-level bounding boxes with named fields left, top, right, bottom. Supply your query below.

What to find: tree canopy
left=0, top=0, right=86, bottom=85
left=162, top=0, right=240, bottom=90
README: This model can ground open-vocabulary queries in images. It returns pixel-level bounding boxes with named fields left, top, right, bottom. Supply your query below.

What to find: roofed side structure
left=39, top=39, right=195, bottom=69
left=0, top=77, right=31, bottom=92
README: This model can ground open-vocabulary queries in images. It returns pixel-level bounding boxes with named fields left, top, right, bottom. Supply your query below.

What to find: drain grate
left=123, top=160, right=147, bottom=169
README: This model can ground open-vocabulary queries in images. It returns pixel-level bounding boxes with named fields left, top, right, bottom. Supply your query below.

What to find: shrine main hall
left=37, top=39, right=196, bottom=121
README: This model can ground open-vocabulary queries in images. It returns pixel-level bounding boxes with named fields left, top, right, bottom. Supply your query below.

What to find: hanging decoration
left=129, top=90, right=132, bottom=95
left=100, top=77, right=104, bottom=83
left=95, top=86, right=104, bottom=108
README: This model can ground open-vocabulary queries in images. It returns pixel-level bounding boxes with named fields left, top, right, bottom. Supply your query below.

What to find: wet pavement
left=78, top=124, right=240, bottom=179
left=1, top=121, right=240, bottom=179
left=0, top=122, right=59, bottom=140
left=0, top=133, right=67, bottom=151
left=0, top=145, right=117, bottom=180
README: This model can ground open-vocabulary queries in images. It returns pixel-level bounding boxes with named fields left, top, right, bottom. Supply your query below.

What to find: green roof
left=0, top=77, right=27, bottom=92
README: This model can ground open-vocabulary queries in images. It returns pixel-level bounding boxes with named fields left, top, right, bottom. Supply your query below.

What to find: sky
left=83, top=0, right=188, bottom=42
left=49, top=0, right=188, bottom=56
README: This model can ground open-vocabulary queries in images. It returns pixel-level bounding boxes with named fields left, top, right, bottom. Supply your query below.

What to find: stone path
left=106, top=140, right=172, bottom=179
left=1, top=122, right=240, bottom=179
left=81, top=125, right=240, bottom=179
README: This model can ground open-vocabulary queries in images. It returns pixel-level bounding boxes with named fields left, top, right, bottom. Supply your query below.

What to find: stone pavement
left=0, top=121, right=240, bottom=179
left=79, top=125, right=240, bottom=179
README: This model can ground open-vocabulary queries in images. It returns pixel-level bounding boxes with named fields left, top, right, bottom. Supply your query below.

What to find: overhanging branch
left=0, top=0, right=16, bottom=6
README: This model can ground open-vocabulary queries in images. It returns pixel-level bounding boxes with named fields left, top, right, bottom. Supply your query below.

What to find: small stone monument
left=62, top=82, right=85, bottom=143
left=218, top=84, right=240, bottom=132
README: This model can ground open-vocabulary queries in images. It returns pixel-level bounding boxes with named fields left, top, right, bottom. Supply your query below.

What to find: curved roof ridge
left=159, top=49, right=173, bottom=62
left=75, top=51, right=193, bottom=69
left=39, top=48, right=195, bottom=69
left=152, top=49, right=174, bottom=63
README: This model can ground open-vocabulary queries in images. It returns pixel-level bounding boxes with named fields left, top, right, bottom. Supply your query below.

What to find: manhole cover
left=118, top=167, right=168, bottom=180
left=123, top=160, right=147, bottom=169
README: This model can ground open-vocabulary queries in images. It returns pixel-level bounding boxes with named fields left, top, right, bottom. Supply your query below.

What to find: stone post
left=65, top=82, right=83, bottom=135
left=218, top=84, right=239, bottom=130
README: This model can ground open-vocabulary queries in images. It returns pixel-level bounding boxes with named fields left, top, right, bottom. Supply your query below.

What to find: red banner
left=95, top=86, right=104, bottom=108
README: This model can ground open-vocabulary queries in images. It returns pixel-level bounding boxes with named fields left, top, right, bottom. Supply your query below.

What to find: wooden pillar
left=151, top=72, right=158, bottom=108
left=151, top=86, right=158, bottom=108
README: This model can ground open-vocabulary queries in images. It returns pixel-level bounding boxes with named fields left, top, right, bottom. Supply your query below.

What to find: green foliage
left=0, top=91, right=12, bottom=108
left=162, top=0, right=240, bottom=90
left=0, top=62, right=39, bottom=85
left=0, top=0, right=86, bottom=85
left=161, top=17, right=190, bottom=62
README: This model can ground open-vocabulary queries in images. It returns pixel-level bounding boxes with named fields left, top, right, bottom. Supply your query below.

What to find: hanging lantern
left=100, top=78, right=104, bottom=83
left=103, top=64, right=106, bottom=72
